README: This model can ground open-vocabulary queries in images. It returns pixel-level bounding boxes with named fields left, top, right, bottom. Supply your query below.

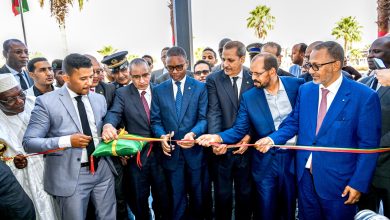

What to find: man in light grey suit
left=23, top=53, right=117, bottom=220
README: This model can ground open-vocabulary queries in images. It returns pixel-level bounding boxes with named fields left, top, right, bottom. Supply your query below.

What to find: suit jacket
left=277, top=68, right=294, bottom=77
left=151, top=77, right=208, bottom=170
left=23, top=86, right=116, bottom=197
left=150, top=68, right=164, bottom=83
left=0, top=65, right=33, bottom=87
left=269, top=76, right=381, bottom=200
left=95, top=81, right=116, bottom=109
left=104, top=83, right=156, bottom=165
left=219, top=77, right=304, bottom=178
left=155, top=70, right=194, bottom=84
left=207, top=68, right=253, bottom=134
left=360, top=75, right=390, bottom=178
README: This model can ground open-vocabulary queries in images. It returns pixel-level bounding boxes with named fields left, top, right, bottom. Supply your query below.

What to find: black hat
left=246, top=42, right=263, bottom=55
left=101, top=51, right=129, bottom=72
left=52, top=59, right=63, bottom=71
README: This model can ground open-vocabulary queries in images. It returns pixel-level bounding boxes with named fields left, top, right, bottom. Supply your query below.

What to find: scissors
left=169, top=131, right=173, bottom=153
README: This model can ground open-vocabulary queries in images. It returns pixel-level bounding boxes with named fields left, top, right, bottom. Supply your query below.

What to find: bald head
left=367, top=36, right=390, bottom=70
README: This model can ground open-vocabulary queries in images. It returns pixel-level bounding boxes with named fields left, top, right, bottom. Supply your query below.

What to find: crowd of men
left=0, top=36, right=389, bottom=220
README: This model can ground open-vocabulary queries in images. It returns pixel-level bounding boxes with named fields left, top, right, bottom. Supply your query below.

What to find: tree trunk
left=377, top=0, right=390, bottom=37
left=169, top=0, right=175, bottom=45
left=344, top=37, right=348, bottom=53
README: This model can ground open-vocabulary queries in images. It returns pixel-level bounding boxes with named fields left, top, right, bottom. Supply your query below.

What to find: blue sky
left=1, top=0, right=377, bottom=68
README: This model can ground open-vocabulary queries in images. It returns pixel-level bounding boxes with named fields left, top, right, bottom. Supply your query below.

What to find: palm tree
left=246, top=5, right=275, bottom=41
left=377, top=0, right=390, bottom=36
left=168, top=0, right=175, bottom=45
left=39, top=0, right=84, bottom=27
left=331, top=16, right=363, bottom=53
left=97, top=45, right=118, bottom=57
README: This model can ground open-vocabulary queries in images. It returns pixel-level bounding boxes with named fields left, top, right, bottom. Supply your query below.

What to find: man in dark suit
left=86, top=55, right=116, bottom=108
left=256, top=41, right=381, bottom=219
left=151, top=47, right=208, bottom=220
left=359, top=36, right=390, bottom=218
left=261, top=42, right=294, bottom=77
left=206, top=40, right=254, bottom=220
left=0, top=39, right=33, bottom=90
left=102, top=58, right=170, bottom=220
left=150, top=47, right=169, bottom=83
left=0, top=160, right=36, bottom=220
left=101, top=51, right=131, bottom=89
left=199, top=53, right=304, bottom=220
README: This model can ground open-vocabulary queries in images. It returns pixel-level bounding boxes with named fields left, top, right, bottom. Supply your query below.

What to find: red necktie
left=316, top=88, right=330, bottom=134
left=141, top=91, right=150, bottom=123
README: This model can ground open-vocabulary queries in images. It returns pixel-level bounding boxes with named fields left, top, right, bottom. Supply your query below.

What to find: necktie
left=175, top=81, right=183, bottom=118
left=140, top=91, right=150, bottom=123
left=75, top=96, right=99, bottom=171
left=316, top=88, right=330, bottom=134
left=371, top=78, right=378, bottom=90
left=232, top=76, right=239, bottom=104
left=17, top=72, right=28, bottom=90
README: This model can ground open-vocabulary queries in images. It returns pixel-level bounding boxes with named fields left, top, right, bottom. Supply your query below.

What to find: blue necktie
left=175, top=81, right=182, bottom=118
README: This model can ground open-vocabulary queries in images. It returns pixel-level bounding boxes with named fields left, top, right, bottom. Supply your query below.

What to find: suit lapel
left=378, top=86, right=390, bottom=99
left=178, top=78, right=194, bottom=123
left=254, top=89, right=275, bottom=130
left=308, top=83, right=319, bottom=136
left=129, top=85, right=149, bottom=124
left=164, top=81, right=178, bottom=122
left=240, top=70, right=252, bottom=97
left=221, top=72, right=238, bottom=110
left=58, top=87, right=82, bottom=132
left=95, top=83, right=105, bottom=96
left=317, top=79, right=351, bottom=136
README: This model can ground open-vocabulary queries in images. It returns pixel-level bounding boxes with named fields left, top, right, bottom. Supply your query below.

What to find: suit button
left=77, top=158, right=80, bottom=161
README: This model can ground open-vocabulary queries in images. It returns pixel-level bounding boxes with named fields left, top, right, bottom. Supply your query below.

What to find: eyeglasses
left=252, top=69, right=268, bottom=77
left=131, top=73, right=150, bottom=80
left=306, top=61, right=337, bottom=71
left=194, top=70, right=210, bottom=75
left=167, top=64, right=185, bottom=72
left=0, top=92, right=26, bottom=105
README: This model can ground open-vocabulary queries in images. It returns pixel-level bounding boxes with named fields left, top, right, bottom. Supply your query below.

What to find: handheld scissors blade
left=169, top=131, right=173, bottom=152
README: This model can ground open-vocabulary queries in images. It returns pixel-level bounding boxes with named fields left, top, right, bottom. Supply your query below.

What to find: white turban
left=0, top=73, right=19, bottom=93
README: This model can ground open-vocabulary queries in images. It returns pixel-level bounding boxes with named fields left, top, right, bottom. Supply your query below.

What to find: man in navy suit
left=0, top=39, right=33, bottom=90
left=256, top=41, right=381, bottom=220
left=205, top=40, right=254, bottom=220
left=151, top=47, right=208, bottom=220
left=198, top=53, right=304, bottom=220
left=102, top=58, right=170, bottom=220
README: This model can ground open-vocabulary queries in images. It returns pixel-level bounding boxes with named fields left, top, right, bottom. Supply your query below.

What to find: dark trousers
left=202, top=148, right=214, bottom=220
left=126, top=151, right=171, bottom=220
left=298, top=169, right=357, bottom=220
left=165, top=154, right=204, bottom=220
left=359, top=175, right=390, bottom=218
left=113, top=157, right=129, bottom=220
left=253, top=151, right=296, bottom=220
left=213, top=151, right=253, bottom=220
left=0, top=161, right=35, bottom=220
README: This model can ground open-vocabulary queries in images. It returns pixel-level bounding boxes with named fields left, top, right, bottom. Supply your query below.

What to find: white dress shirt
left=305, top=73, right=343, bottom=168
left=6, top=64, right=31, bottom=88
left=229, top=68, right=243, bottom=97
left=172, top=75, right=187, bottom=100
left=138, top=86, right=152, bottom=108
left=58, top=85, right=99, bottom=163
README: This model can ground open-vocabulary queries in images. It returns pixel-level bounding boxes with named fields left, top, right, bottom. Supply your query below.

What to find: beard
left=254, top=79, right=268, bottom=89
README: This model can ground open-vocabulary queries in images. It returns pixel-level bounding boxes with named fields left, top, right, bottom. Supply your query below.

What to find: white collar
left=229, top=68, right=243, bottom=79
left=137, top=85, right=152, bottom=95
left=319, top=72, right=343, bottom=94
left=65, top=84, right=87, bottom=99
left=172, top=75, right=187, bottom=86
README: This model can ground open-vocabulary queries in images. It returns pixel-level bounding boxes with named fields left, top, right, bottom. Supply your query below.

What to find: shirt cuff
left=58, top=135, right=72, bottom=148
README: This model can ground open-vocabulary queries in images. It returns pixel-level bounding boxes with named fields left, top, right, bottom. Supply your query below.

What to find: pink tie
left=316, top=88, right=330, bottom=134
left=140, top=91, right=150, bottom=123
